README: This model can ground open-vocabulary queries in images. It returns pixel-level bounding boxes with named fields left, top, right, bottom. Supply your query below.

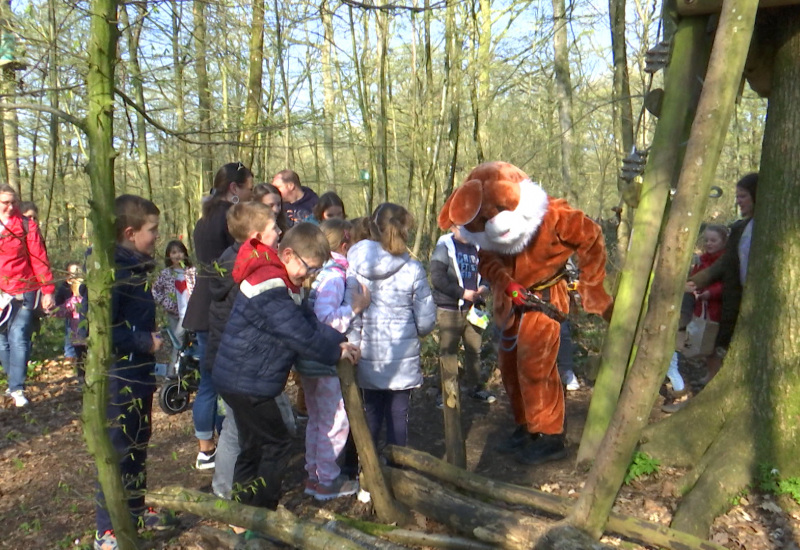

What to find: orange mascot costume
left=438, top=162, right=612, bottom=464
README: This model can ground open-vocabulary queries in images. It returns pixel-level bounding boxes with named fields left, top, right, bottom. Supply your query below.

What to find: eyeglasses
left=295, top=253, right=321, bottom=276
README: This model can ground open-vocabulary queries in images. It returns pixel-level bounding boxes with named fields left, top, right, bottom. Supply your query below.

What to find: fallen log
left=147, top=486, right=366, bottom=550
left=386, top=466, right=611, bottom=550
left=315, top=509, right=495, bottom=550
left=194, top=525, right=280, bottom=550
left=386, top=445, right=726, bottom=550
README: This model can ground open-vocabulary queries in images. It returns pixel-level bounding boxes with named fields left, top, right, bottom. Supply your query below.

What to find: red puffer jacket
left=690, top=250, right=723, bottom=322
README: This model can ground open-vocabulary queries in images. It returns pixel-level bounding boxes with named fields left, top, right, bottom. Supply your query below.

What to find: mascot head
left=438, top=161, right=549, bottom=255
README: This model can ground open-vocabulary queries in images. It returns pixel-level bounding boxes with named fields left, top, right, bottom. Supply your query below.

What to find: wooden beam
left=678, top=0, right=799, bottom=16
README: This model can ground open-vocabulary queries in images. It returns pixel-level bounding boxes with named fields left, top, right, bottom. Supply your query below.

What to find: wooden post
left=336, top=359, right=411, bottom=524
left=440, top=365, right=467, bottom=468
left=576, top=14, right=712, bottom=467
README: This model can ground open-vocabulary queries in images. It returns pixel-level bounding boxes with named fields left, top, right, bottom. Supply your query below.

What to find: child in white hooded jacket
left=347, top=203, right=436, bottom=448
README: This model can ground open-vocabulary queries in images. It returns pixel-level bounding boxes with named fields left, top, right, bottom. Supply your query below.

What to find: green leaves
left=624, top=451, right=660, bottom=485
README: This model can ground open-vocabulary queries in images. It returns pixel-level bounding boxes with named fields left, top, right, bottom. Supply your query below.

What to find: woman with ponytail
left=183, top=162, right=253, bottom=470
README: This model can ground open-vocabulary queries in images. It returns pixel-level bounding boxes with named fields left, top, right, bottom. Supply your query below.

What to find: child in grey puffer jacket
left=347, top=203, right=436, bottom=448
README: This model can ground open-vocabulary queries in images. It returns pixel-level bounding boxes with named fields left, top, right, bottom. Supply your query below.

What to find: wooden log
left=194, top=525, right=280, bottom=550
left=440, top=365, right=467, bottom=468
left=146, top=486, right=365, bottom=550
left=386, top=445, right=727, bottom=550
left=315, top=509, right=496, bottom=550
left=677, top=0, right=799, bottom=16
left=386, top=466, right=611, bottom=550
left=337, top=359, right=411, bottom=524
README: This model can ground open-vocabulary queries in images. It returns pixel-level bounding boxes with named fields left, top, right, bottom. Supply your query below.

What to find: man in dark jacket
left=271, top=170, right=319, bottom=226
left=213, top=222, right=359, bottom=511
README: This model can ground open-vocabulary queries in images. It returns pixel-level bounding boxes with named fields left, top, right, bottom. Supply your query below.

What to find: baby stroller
left=158, top=327, right=201, bottom=415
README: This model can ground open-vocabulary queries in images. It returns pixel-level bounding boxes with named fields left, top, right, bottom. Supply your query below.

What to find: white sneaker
left=563, top=370, right=580, bottom=391
left=195, top=449, right=216, bottom=470
left=10, top=390, right=29, bottom=407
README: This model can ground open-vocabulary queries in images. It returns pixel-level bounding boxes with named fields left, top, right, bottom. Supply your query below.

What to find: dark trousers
left=362, top=388, right=411, bottom=448
left=219, top=391, right=291, bottom=510
left=95, top=376, right=155, bottom=533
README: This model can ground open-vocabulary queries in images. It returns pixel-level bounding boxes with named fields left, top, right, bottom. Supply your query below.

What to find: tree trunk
left=119, top=2, right=152, bottom=199
left=551, top=0, right=576, bottom=198
left=319, top=0, right=336, bottom=188
left=1, top=68, right=20, bottom=192
left=570, top=0, right=759, bottom=538
left=82, top=0, right=139, bottom=548
left=376, top=9, right=389, bottom=202
left=471, top=0, right=491, bottom=164
left=642, top=5, right=800, bottom=537
left=193, top=0, right=213, bottom=190
left=577, top=15, right=711, bottom=467
left=239, top=0, right=265, bottom=168
left=171, top=0, right=193, bottom=242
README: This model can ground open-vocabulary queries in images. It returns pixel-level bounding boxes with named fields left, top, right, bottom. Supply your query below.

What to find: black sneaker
left=470, top=388, right=497, bottom=404
left=435, top=393, right=444, bottom=410
left=515, top=433, right=567, bottom=465
left=495, top=425, right=530, bottom=454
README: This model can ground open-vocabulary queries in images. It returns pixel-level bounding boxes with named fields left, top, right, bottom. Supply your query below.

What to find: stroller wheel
left=159, top=381, right=191, bottom=415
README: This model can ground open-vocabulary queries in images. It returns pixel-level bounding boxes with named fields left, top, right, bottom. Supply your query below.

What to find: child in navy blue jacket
left=94, top=195, right=170, bottom=550
left=213, top=222, right=360, bottom=511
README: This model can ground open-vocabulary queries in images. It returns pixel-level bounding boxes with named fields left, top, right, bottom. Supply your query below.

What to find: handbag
left=683, top=302, right=719, bottom=358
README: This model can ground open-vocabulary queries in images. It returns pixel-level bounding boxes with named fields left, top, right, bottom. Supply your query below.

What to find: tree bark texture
left=551, top=0, right=576, bottom=197
left=82, top=0, right=139, bottom=548
left=193, top=0, right=213, bottom=190
left=577, top=16, right=711, bottom=467
left=387, top=466, right=612, bottom=550
left=642, top=5, right=800, bottom=537
left=336, top=360, right=411, bottom=525
left=320, top=1, right=336, bottom=189
left=120, top=2, right=152, bottom=199
left=239, top=0, right=265, bottom=168
left=385, top=445, right=726, bottom=550
left=570, top=0, right=759, bottom=538
left=146, top=487, right=367, bottom=550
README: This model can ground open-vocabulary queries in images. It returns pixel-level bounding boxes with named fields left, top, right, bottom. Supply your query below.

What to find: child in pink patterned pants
left=299, top=219, right=371, bottom=501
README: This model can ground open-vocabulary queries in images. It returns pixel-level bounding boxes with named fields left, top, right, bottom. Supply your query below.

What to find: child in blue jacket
left=212, top=222, right=360, bottom=510
left=94, top=195, right=172, bottom=550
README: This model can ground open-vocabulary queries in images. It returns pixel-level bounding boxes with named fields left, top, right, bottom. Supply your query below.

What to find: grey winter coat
left=346, top=240, right=436, bottom=391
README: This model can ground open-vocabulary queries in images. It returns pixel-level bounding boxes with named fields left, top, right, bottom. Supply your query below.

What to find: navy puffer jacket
left=111, top=245, right=157, bottom=382
left=212, top=239, right=345, bottom=398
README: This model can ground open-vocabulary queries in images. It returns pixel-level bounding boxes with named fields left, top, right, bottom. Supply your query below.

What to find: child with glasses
left=212, top=222, right=360, bottom=511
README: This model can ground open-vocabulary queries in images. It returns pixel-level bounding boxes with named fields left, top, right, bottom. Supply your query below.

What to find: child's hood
left=233, top=238, right=298, bottom=293
left=347, top=239, right=409, bottom=281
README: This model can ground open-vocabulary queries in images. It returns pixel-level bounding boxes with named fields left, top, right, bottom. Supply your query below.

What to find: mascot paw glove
left=505, top=281, right=529, bottom=306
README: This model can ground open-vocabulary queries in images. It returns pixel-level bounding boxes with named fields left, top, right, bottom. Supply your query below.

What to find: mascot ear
left=438, top=179, right=483, bottom=230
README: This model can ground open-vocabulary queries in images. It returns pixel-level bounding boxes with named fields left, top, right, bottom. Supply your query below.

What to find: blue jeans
left=192, top=331, right=223, bottom=440
left=64, top=319, right=76, bottom=358
left=0, top=294, right=35, bottom=392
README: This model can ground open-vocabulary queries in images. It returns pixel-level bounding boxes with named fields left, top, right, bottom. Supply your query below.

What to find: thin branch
left=0, top=102, right=85, bottom=130
left=340, top=0, right=448, bottom=13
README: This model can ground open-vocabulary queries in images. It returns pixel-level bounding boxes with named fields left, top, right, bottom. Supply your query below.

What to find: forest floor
left=1, top=350, right=799, bottom=550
